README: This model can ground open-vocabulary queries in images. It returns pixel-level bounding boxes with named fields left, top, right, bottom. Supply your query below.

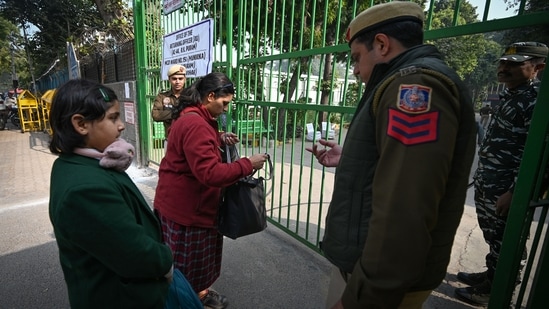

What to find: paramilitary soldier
left=307, top=2, right=476, bottom=308
left=455, top=42, right=548, bottom=306
left=152, top=64, right=187, bottom=134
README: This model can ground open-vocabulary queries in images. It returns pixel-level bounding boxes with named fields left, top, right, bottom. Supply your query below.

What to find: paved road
left=0, top=129, right=485, bottom=308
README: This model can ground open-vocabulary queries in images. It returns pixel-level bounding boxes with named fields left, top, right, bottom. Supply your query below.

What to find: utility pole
left=21, top=25, right=36, bottom=94
left=9, top=32, right=18, bottom=90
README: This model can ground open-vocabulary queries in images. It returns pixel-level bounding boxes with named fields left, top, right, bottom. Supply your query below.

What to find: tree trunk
left=319, top=53, right=332, bottom=124
left=276, top=57, right=309, bottom=141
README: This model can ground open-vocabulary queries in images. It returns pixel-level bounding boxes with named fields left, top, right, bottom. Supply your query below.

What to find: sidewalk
left=0, top=129, right=483, bottom=308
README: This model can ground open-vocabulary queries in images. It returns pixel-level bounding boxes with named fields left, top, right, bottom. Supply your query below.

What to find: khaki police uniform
left=151, top=64, right=186, bottom=135
left=152, top=89, right=179, bottom=133
left=322, top=2, right=476, bottom=308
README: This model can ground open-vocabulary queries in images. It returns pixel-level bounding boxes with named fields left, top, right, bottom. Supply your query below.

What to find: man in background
left=4, top=90, right=17, bottom=108
left=455, top=41, right=548, bottom=307
left=152, top=64, right=187, bottom=137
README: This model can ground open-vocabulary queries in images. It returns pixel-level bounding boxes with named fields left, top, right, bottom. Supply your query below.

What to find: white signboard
left=124, top=102, right=135, bottom=125
left=161, top=19, right=213, bottom=80
left=163, top=0, right=184, bottom=15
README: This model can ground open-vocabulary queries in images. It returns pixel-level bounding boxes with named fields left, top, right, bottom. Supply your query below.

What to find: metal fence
left=80, top=40, right=137, bottom=84
left=35, top=40, right=137, bottom=92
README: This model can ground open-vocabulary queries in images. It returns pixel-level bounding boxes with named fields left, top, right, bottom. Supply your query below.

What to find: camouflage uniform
left=151, top=89, right=179, bottom=135
left=473, top=79, right=539, bottom=281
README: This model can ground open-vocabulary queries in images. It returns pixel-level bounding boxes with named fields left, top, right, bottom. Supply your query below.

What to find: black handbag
left=218, top=146, right=273, bottom=239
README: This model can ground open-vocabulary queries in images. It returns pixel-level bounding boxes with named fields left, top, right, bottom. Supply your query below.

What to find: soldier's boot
left=457, top=271, right=488, bottom=286
left=454, top=278, right=491, bottom=306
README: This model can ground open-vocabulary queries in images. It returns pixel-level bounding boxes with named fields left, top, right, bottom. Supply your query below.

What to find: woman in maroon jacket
left=154, top=72, right=267, bottom=309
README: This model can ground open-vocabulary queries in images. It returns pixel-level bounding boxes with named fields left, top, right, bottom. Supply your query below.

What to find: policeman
left=307, top=2, right=476, bottom=308
left=455, top=42, right=548, bottom=306
left=152, top=64, right=187, bottom=134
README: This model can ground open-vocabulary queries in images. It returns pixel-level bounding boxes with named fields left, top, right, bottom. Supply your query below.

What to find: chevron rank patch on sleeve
left=387, top=109, right=439, bottom=145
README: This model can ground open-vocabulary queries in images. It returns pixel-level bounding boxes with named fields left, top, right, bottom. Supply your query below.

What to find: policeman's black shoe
left=454, top=279, right=491, bottom=307
left=457, top=270, right=488, bottom=286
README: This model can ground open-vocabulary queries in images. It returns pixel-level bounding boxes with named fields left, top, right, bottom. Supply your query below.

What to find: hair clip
left=99, top=88, right=110, bottom=102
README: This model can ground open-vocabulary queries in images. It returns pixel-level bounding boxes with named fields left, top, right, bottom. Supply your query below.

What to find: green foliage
left=428, top=1, right=488, bottom=80
left=463, top=37, right=501, bottom=105
left=343, top=82, right=360, bottom=107
left=314, top=79, right=338, bottom=92
left=0, top=0, right=133, bottom=84
left=501, top=0, right=549, bottom=45
left=0, top=17, right=18, bottom=75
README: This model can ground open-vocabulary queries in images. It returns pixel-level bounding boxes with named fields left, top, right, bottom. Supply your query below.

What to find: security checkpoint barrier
left=41, top=89, right=56, bottom=135
left=16, top=90, right=42, bottom=133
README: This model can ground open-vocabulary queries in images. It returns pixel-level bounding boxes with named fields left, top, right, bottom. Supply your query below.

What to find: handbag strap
left=224, top=144, right=237, bottom=163
left=257, top=154, right=273, bottom=181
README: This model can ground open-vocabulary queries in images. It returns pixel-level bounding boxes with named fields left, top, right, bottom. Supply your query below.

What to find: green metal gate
left=133, top=1, right=549, bottom=307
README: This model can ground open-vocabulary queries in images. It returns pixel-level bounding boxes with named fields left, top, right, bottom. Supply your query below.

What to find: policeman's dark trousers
left=325, top=266, right=432, bottom=309
left=474, top=181, right=527, bottom=283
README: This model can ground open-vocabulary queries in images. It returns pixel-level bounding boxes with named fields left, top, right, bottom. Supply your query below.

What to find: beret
left=346, top=1, right=424, bottom=45
left=168, top=64, right=187, bottom=77
left=499, top=42, right=548, bottom=62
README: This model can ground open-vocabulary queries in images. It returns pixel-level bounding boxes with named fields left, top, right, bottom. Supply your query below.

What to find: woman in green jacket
left=48, top=79, right=174, bottom=309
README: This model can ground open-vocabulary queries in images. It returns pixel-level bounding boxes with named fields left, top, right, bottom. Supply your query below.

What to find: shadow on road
left=0, top=241, right=69, bottom=309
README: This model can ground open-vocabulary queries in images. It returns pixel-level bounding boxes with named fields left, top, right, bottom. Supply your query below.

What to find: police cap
left=499, top=42, right=548, bottom=62
left=346, top=1, right=424, bottom=45
left=168, top=64, right=187, bottom=78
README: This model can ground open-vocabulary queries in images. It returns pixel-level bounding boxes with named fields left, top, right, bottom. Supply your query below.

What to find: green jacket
left=322, top=45, right=476, bottom=308
left=49, top=154, right=173, bottom=309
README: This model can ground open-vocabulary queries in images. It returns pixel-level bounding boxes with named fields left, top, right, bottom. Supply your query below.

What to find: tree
left=0, top=0, right=132, bottom=86
left=428, top=0, right=489, bottom=80
left=502, top=0, right=549, bottom=45
left=463, top=37, right=501, bottom=107
left=0, top=17, right=20, bottom=78
left=91, top=0, right=133, bottom=42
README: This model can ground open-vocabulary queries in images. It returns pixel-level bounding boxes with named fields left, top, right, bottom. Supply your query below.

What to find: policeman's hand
left=306, top=139, right=342, bottom=167
left=248, top=153, right=268, bottom=170
left=495, top=191, right=513, bottom=216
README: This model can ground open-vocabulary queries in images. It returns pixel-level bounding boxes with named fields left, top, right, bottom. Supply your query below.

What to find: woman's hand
left=222, top=132, right=239, bottom=146
left=248, top=153, right=268, bottom=170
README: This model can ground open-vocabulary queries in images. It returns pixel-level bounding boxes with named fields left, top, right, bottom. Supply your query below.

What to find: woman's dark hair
left=354, top=20, right=424, bottom=50
left=172, top=72, right=234, bottom=120
left=49, top=79, right=118, bottom=154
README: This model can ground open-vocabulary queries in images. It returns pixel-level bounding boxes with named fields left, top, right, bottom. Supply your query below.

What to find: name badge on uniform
left=163, top=97, right=173, bottom=108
